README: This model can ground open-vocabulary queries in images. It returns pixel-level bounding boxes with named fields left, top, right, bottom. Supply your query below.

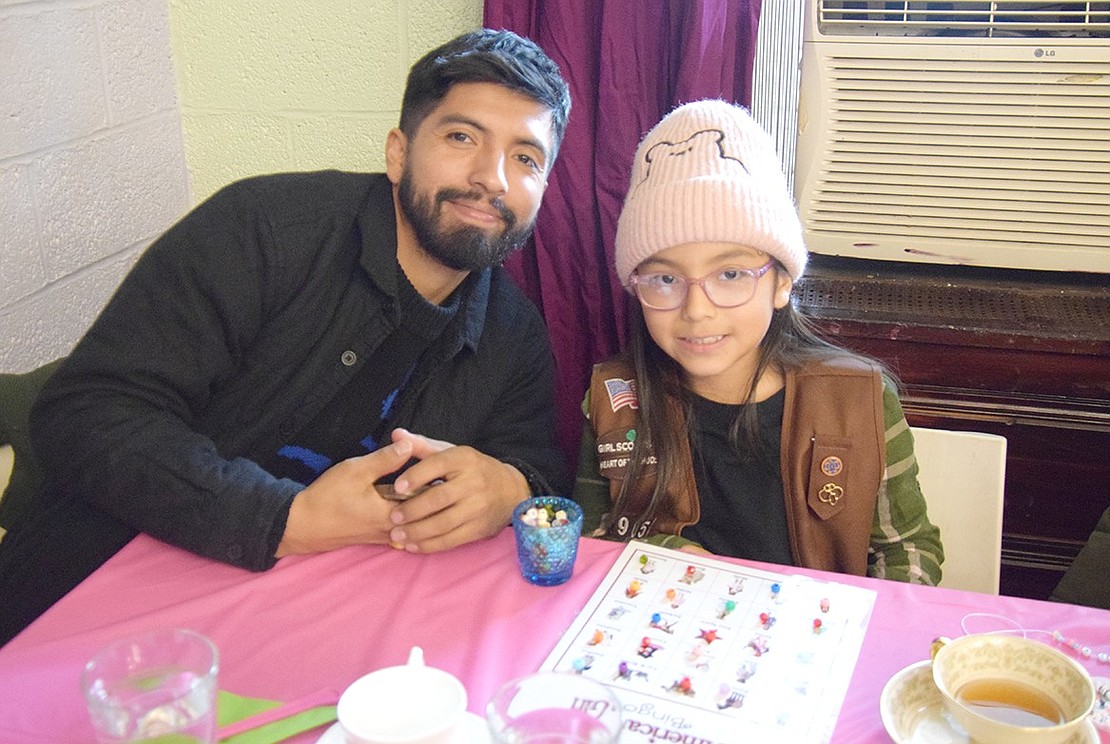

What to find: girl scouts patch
left=604, top=377, right=639, bottom=412
left=597, top=428, right=656, bottom=479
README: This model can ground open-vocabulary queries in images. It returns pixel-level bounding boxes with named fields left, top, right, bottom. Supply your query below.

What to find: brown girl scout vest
left=587, top=355, right=886, bottom=575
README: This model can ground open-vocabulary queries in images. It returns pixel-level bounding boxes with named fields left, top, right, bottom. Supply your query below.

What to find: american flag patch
left=604, top=378, right=639, bottom=412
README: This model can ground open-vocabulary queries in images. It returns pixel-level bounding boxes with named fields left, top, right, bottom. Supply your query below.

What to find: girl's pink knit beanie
left=614, top=100, right=808, bottom=286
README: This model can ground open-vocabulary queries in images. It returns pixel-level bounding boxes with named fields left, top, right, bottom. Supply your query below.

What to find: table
left=1, top=530, right=1107, bottom=743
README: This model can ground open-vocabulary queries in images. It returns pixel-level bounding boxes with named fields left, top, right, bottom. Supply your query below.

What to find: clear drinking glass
left=81, top=627, right=219, bottom=744
left=486, top=672, right=622, bottom=744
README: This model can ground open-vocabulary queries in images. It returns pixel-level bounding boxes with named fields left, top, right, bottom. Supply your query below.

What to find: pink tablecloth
left=1, top=530, right=1107, bottom=743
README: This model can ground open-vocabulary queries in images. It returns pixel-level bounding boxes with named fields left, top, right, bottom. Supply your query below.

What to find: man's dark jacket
left=0, top=171, right=566, bottom=643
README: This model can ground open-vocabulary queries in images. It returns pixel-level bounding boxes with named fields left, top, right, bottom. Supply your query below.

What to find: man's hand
left=385, top=428, right=530, bottom=553
left=275, top=438, right=416, bottom=558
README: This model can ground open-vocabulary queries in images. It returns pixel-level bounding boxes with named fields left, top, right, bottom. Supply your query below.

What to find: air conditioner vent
left=818, top=1, right=1110, bottom=38
left=794, top=37, right=1110, bottom=272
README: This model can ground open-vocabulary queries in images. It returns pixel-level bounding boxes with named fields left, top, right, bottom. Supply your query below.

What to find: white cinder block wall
left=1, top=0, right=189, bottom=373
left=1, top=0, right=481, bottom=373
left=170, top=0, right=482, bottom=204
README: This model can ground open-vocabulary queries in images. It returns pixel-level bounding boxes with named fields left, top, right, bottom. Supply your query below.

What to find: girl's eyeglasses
left=629, top=261, right=775, bottom=310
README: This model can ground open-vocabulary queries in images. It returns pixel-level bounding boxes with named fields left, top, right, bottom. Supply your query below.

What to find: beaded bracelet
left=959, top=612, right=1109, bottom=665
left=1053, top=630, right=1110, bottom=665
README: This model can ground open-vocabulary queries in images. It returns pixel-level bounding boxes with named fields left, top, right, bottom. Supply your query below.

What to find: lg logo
left=1034, top=48, right=1057, bottom=58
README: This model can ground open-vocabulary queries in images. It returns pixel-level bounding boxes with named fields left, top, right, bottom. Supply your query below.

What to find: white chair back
left=910, top=426, right=1007, bottom=594
left=0, top=444, right=12, bottom=494
left=0, top=444, right=12, bottom=542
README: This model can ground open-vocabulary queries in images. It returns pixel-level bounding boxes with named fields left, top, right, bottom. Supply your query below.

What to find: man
left=0, top=29, right=571, bottom=644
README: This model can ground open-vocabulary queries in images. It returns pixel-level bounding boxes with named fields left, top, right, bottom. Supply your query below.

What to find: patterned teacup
left=931, top=634, right=1095, bottom=744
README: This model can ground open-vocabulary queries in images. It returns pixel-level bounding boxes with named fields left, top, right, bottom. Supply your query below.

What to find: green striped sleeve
left=868, top=380, right=945, bottom=585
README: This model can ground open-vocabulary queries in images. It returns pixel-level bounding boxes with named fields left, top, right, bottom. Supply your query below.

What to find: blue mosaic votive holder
left=512, top=496, right=584, bottom=586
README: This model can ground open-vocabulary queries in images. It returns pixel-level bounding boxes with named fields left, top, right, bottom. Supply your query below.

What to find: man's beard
left=397, top=168, right=536, bottom=272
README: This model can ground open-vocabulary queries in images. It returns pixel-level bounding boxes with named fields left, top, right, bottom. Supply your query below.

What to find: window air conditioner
left=794, top=1, right=1110, bottom=273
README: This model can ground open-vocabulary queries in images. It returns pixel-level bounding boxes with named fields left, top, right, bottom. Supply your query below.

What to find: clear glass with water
left=487, top=672, right=622, bottom=744
left=82, top=628, right=219, bottom=744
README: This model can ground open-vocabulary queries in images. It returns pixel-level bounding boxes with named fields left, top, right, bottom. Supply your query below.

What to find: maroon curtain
left=485, top=0, right=763, bottom=472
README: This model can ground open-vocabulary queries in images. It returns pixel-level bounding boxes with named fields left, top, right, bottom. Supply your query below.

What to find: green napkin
left=217, top=690, right=337, bottom=743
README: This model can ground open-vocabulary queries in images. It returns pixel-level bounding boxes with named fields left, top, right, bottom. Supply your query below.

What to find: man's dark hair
left=400, top=29, right=572, bottom=158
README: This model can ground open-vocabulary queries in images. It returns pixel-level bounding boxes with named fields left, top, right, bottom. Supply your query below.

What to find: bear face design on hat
left=614, top=100, right=808, bottom=286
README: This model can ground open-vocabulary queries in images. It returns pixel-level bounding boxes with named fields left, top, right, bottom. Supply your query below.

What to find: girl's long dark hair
left=598, top=263, right=891, bottom=535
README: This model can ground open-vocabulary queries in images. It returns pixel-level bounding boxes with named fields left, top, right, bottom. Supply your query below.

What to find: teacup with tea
left=931, top=634, right=1096, bottom=744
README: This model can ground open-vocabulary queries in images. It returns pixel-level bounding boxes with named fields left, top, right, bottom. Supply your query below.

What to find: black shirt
left=263, top=269, right=460, bottom=484
left=681, top=389, right=794, bottom=565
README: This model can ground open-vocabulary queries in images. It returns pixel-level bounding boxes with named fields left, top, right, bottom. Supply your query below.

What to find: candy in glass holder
left=512, top=496, right=584, bottom=587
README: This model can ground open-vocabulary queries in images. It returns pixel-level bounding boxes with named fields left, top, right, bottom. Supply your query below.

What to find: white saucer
left=316, top=711, right=490, bottom=743
left=879, top=660, right=1099, bottom=744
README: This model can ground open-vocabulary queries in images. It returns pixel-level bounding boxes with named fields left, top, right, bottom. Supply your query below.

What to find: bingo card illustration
left=540, top=541, right=876, bottom=744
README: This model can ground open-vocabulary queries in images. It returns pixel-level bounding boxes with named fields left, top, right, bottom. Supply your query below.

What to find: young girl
left=574, top=100, right=943, bottom=584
